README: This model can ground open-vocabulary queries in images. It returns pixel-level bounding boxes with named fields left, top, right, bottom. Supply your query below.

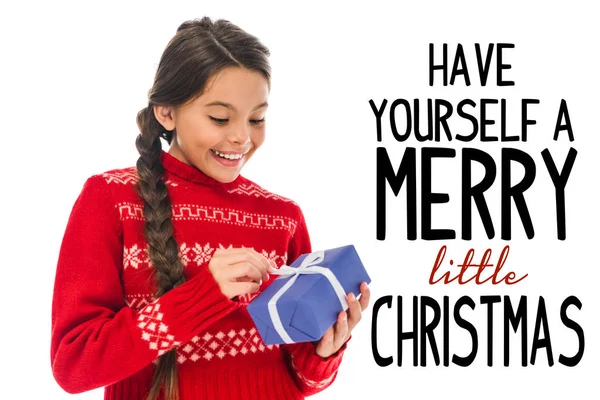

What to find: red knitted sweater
left=51, top=150, right=348, bottom=400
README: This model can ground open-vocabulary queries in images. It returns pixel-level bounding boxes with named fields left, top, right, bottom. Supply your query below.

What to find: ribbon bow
left=267, top=250, right=349, bottom=343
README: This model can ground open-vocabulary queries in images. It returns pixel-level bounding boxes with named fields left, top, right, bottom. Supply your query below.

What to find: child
left=50, top=16, right=370, bottom=400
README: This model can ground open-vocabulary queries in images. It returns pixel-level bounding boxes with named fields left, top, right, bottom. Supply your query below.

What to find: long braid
left=130, top=16, right=271, bottom=400
left=134, top=105, right=185, bottom=400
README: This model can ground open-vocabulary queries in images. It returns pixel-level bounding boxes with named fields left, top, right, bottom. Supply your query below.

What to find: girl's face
left=155, top=66, right=269, bottom=183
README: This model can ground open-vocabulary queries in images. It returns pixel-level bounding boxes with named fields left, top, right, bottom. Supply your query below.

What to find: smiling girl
left=50, top=17, right=369, bottom=400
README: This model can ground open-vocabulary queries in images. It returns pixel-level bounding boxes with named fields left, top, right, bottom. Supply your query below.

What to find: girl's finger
left=333, top=311, right=348, bottom=350
left=224, top=262, right=263, bottom=284
left=227, top=281, right=260, bottom=298
left=358, top=282, right=371, bottom=311
left=215, top=251, right=269, bottom=281
left=245, top=248, right=275, bottom=276
left=321, top=326, right=334, bottom=347
left=346, top=292, right=362, bottom=331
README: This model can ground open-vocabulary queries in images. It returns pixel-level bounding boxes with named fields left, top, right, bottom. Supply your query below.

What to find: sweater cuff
left=136, top=265, right=241, bottom=355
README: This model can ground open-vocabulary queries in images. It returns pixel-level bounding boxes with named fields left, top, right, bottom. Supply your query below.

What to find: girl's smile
left=209, top=148, right=248, bottom=167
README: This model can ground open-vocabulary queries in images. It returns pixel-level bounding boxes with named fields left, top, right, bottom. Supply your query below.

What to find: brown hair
left=133, top=17, right=270, bottom=400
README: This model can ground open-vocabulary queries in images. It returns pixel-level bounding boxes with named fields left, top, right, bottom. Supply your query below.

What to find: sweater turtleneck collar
left=159, top=149, right=242, bottom=188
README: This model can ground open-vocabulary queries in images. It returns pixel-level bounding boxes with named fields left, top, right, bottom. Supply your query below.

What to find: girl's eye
left=210, top=116, right=228, bottom=125
left=209, top=117, right=265, bottom=126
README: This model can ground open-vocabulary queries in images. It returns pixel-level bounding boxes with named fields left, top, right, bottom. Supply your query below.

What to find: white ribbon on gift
left=267, top=250, right=349, bottom=344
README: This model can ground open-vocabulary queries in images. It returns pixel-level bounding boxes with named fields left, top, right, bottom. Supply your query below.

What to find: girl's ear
left=153, top=105, right=177, bottom=131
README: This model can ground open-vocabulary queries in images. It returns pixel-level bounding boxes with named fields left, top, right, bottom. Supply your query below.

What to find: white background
left=1, top=0, right=598, bottom=398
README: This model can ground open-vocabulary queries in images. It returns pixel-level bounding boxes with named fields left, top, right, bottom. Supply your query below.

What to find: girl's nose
left=228, top=122, right=251, bottom=144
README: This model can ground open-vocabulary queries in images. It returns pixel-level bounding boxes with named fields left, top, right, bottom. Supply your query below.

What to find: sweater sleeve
left=280, top=205, right=350, bottom=396
left=50, top=175, right=241, bottom=394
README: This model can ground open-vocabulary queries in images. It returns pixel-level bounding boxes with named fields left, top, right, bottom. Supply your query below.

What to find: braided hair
left=133, top=17, right=270, bottom=400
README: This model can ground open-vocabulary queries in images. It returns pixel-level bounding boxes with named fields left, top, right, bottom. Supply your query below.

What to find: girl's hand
left=208, top=247, right=276, bottom=299
left=315, top=281, right=370, bottom=358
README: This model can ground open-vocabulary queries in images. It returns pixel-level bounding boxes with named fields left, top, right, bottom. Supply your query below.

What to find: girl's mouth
left=210, top=149, right=245, bottom=160
left=210, top=149, right=246, bottom=167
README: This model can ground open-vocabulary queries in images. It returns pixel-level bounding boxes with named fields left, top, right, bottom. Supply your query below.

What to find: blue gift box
left=246, top=244, right=371, bottom=345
